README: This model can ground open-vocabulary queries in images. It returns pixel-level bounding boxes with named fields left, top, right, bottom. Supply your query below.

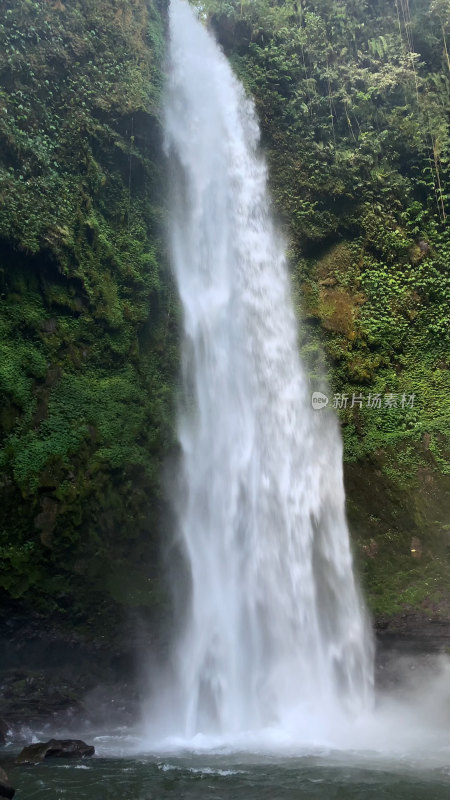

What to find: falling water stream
left=8, top=5, right=450, bottom=798
left=159, top=0, right=374, bottom=742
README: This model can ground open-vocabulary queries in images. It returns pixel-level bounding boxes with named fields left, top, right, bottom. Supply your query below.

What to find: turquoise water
left=8, top=751, right=450, bottom=800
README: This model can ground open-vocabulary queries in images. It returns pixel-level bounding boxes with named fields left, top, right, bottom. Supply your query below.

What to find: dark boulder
left=0, top=767, right=15, bottom=799
left=17, top=739, right=95, bottom=764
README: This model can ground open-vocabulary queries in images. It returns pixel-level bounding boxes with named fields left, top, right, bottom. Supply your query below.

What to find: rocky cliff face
left=0, top=0, right=449, bottom=661
left=206, top=0, right=450, bottom=621
left=0, top=0, right=177, bottom=644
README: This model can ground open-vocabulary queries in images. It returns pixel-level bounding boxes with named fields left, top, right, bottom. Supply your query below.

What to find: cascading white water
left=160, top=0, right=374, bottom=741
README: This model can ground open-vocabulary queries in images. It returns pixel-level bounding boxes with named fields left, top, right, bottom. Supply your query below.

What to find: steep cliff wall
left=1, top=0, right=449, bottom=654
left=0, top=0, right=177, bottom=643
left=205, top=0, right=450, bottom=621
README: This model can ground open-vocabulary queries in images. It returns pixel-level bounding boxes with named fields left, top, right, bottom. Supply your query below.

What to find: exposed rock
left=0, top=718, right=11, bottom=745
left=418, top=239, right=430, bottom=254
left=0, top=614, right=141, bottom=731
left=41, top=318, right=58, bottom=334
left=34, top=497, right=60, bottom=548
left=0, top=669, right=84, bottom=727
left=17, top=739, right=95, bottom=764
left=362, top=538, right=378, bottom=558
left=0, top=768, right=15, bottom=799
left=423, top=432, right=431, bottom=450
left=374, top=613, right=450, bottom=691
left=376, top=613, right=450, bottom=654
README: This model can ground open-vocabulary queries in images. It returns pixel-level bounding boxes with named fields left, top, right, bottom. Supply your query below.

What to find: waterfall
left=158, top=0, right=374, bottom=741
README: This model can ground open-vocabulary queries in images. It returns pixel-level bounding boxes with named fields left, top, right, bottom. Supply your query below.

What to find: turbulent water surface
left=152, top=0, right=373, bottom=744
left=9, top=746, right=450, bottom=800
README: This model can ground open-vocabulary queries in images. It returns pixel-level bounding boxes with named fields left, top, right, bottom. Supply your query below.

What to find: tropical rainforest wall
left=0, top=0, right=449, bottom=652
left=204, top=0, right=450, bottom=620
left=0, top=0, right=177, bottom=647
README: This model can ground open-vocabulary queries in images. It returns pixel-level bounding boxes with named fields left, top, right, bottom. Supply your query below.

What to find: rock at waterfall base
left=0, top=720, right=10, bottom=746
left=0, top=768, right=15, bottom=799
left=17, top=739, right=95, bottom=764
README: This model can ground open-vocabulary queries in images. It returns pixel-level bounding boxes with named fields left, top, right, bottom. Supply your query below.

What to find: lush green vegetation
left=0, top=0, right=177, bottom=636
left=0, top=0, right=449, bottom=632
left=199, top=0, right=450, bottom=617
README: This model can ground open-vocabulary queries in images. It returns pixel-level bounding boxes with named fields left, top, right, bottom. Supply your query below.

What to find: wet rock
left=17, top=739, right=95, bottom=764
left=0, top=669, right=85, bottom=727
left=34, top=496, right=60, bottom=548
left=41, top=318, right=57, bottom=334
left=418, top=239, right=430, bottom=254
left=0, top=718, right=11, bottom=745
left=0, top=767, right=15, bottom=799
left=362, top=538, right=378, bottom=558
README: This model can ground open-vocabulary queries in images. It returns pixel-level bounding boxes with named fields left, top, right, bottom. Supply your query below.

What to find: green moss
left=0, top=0, right=177, bottom=636
left=1, top=0, right=449, bottom=630
left=205, top=0, right=450, bottom=618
